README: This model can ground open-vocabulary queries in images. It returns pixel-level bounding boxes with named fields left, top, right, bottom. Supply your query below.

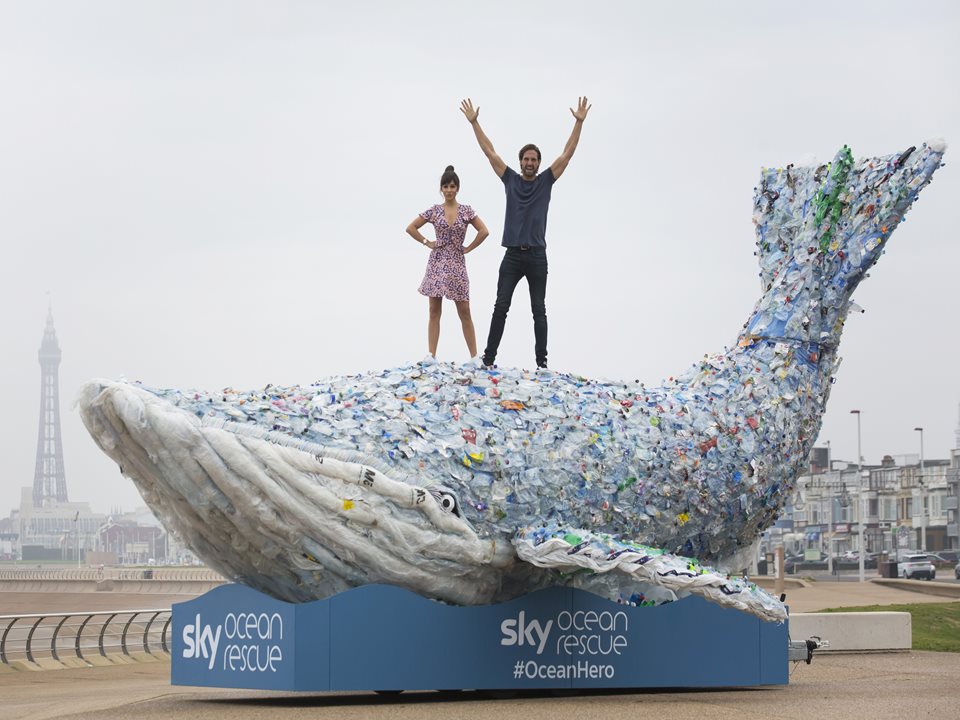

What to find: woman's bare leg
left=428, top=297, right=442, bottom=357
left=455, top=300, right=477, bottom=358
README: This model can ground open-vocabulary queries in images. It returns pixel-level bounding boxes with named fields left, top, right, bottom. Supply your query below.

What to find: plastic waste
left=77, top=142, right=946, bottom=624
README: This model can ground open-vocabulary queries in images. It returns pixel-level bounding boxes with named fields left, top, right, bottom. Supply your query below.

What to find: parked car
left=954, top=562, right=960, bottom=580
left=784, top=553, right=829, bottom=574
left=899, top=554, right=936, bottom=580
left=833, top=551, right=878, bottom=569
left=923, top=553, right=954, bottom=568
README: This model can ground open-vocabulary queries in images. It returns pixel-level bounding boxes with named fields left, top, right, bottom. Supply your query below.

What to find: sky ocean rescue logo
left=182, top=611, right=285, bottom=672
left=500, top=609, right=629, bottom=656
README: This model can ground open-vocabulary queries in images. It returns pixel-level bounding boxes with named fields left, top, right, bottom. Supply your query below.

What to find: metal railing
left=0, top=567, right=223, bottom=582
left=0, top=609, right=171, bottom=666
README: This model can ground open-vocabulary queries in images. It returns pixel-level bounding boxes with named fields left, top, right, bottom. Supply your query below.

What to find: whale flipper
left=514, top=525, right=787, bottom=622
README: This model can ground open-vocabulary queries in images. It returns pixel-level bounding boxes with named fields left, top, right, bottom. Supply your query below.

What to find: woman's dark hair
left=440, top=165, right=460, bottom=188
left=518, top=144, right=541, bottom=162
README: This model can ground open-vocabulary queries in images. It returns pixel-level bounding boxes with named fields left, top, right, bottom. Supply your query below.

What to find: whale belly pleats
left=79, top=381, right=511, bottom=605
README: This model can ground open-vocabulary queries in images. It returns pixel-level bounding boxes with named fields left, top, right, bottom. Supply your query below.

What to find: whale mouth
left=77, top=379, right=513, bottom=605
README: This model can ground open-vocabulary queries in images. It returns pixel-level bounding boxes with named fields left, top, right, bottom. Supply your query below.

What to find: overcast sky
left=2, top=1, right=958, bottom=516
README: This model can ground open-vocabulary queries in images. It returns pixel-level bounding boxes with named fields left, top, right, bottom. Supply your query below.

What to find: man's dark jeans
left=483, top=247, right=548, bottom=367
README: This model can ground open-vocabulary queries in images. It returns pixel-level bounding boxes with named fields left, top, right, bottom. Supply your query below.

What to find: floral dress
left=417, top=203, right=476, bottom=302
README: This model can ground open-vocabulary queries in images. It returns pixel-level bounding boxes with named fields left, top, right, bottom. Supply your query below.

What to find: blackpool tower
left=33, top=307, right=68, bottom=505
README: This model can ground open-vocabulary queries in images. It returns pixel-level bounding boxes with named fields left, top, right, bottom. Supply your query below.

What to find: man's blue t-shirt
left=500, top=166, right=555, bottom=248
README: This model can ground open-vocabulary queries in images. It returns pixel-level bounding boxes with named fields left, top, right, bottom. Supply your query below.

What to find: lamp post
left=851, top=410, right=865, bottom=582
left=824, top=482, right=832, bottom=574
left=73, top=511, right=81, bottom=569
left=838, top=483, right=851, bottom=574
left=915, top=427, right=926, bottom=551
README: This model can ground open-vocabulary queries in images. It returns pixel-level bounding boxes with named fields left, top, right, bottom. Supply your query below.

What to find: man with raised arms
left=461, top=96, right=591, bottom=370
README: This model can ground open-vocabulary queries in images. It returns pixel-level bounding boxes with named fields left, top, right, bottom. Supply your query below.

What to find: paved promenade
left=3, top=580, right=959, bottom=720
left=781, top=577, right=960, bottom=612
left=5, top=651, right=960, bottom=720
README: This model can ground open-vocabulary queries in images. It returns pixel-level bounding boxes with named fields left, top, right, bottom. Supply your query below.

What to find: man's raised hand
left=570, top=96, right=591, bottom=122
left=463, top=98, right=505, bottom=177
left=460, top=98, right=479, bottom=124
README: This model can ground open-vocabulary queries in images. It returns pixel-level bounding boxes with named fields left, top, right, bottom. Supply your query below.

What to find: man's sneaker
left=536, top=360, right=548, bottom=370
left=481, top=356, right=495, bottom=369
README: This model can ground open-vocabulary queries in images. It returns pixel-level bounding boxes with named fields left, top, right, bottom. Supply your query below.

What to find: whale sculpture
left=79, top=142, right=945, bottom=623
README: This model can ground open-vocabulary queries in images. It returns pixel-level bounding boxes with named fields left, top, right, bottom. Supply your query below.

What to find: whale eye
left=428, top=487, right=462, bottom=517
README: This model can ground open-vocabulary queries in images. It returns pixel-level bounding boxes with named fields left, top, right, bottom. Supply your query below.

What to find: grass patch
left=820, top=602, right=960, bottom=652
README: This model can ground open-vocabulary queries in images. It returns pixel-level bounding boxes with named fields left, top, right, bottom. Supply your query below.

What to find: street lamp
left=829, top=482, right=852, bottom=574
left=73, top=511, right=81, bottom=569
left=851, top=410, right=865, bottom=582
left=821, top=483, right=833, bottom=574
left=915, top=427, right=926, bottom=551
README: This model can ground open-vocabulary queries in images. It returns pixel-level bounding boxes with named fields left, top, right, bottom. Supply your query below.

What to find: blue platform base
left=171, top=584, right=788, bottom=691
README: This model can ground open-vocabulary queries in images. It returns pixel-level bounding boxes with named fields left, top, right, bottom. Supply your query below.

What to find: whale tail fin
left=753, top=160, right=822, bottom=290
left=753, top=141, right=946, bottom=291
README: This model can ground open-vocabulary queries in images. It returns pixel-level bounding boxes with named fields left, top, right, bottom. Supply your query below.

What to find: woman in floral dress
left=406, top=165, right=489, bottom=361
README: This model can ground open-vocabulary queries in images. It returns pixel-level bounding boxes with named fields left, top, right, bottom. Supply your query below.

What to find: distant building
left=956, top=401, right=960, bottom=450
left=33, top=307, right=68, bottom=505
left=947, top=449, right=959, bottom=549
left=18, top=487, right=104, bottom=561
left=0, top=513, right=18, bottom=561
left=15, top=309, right=103, bottom=560
left=780, top=445, right=958, bottom=557
left=808, top=446, right=829, bottom=474
left=97, top=517, right=167, bottom=565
